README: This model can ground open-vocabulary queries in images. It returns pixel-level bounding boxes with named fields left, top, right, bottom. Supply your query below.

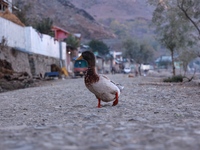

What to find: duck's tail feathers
left=116, top=84, right=124, bottom=92
left=110, top=80, right=124, bottom=92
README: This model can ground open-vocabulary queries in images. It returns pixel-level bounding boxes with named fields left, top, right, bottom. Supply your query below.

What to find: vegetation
left=122, top=38, right=155, bottom=75
left=0, top=36, right=8, bottom=51
left=150, top=2, right=190, bottom=75
left=163, top=75, right=184, bottom=82
left=88, top=40, right=110, bottom=56
left=163, top=73, right=196, bottom=83
left=33, top=17, right=54, bottom=36
left=122, top=38, right=155, bottom=64
left=65, top=34, right=80, bottom=50
left=148, top=0, right=200, bottom=77
left=177, top=0, right=200, bottom=42
left=13, top=3, right=54, bottom=36
left=178, top=50, right=197, bottom=75
left=102, top=17, right=162, bottom=53
left=13, top=2, right=32, bottom=26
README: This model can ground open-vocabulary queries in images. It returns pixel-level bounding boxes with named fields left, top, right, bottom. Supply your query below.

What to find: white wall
left=0, top=17, right=66, bottom=61
left=25, top=26, right=66, bottom=60
left=0, top=17, right=26, bottom=50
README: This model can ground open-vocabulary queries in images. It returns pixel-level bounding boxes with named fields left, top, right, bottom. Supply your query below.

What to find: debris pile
left=0, top=9, right=25, bottom=27
left=51, top=64, right=64, bottom=75
left=0, top=59, right=35, bottom=92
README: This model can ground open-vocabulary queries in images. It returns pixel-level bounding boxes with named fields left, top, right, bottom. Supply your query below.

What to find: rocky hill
left=70, top=0, right=153, bottom=21
left=13, top=0, right=154, bottom=41
left=13, top=0, right=115, bottom=40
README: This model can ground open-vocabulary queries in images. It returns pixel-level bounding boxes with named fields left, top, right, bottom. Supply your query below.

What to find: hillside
left=70, top=0, right=153, bottom=21
left=69, top=0, right=154, bottom=37
left=13, top=0, right=154, bottom=39
left=13, top=0, right=160, bottom=53
left=69, top=0, right=156, bottom=50
left=13, top=0, right=115, bottom=40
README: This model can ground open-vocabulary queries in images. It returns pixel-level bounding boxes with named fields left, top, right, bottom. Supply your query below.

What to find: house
left=51, top=26, right=82, bottom=74
left=155, top=56, right=172, bottom=69
left=51, top=26, right=70, bottom=41
left=52, top=26, right=81, bottom=43
left=155, top=55, right=182, bottom=70
left=0, top=3, right=66, bottom=77
left=0, top=0, right=24, bottom=26
left=0, top=0, right=12, bottom=12
left=0, top=8, right=24, bottom=26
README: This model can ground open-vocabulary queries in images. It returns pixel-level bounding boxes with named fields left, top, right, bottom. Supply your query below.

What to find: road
left=0, top=74, right=200, bottom=150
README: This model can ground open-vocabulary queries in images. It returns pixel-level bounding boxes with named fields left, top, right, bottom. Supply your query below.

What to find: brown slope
left=0, top=9, right=25, bottom=27
left=70, top=0, right=153, bottom=21
left=13, top=0, right=115, bottom=40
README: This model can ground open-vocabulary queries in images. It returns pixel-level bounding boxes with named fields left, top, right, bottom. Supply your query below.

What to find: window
left=0, top=0, right=8, bottom=12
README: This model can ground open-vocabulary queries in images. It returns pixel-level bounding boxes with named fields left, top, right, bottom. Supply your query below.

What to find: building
left=51, top=26, right=82, bottom=74
left=51, top=26, right=70, bottom=41
left=0, top=4, right=66, bottom=77
left=0, top=0, right=12, bottom=12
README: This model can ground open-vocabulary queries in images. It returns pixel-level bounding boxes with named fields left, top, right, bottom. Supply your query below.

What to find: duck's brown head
left=77, top=51, right=95, bottom=68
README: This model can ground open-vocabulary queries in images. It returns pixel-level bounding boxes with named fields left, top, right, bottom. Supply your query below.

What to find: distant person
left=111, top=66, right=116, bottom=74
left=144, top=69, right=148, bottom=76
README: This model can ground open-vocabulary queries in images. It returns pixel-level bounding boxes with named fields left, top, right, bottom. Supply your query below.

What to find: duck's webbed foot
left=112, top=92, right=118, bottom=106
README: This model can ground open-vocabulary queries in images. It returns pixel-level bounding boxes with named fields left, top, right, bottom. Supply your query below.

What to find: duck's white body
left=86, top=75, right=121, bottom=102
left=77, top=51, right=123, bottom=107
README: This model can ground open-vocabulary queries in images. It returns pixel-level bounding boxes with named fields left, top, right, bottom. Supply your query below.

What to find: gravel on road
left=0, top=74, right=200, bottom=150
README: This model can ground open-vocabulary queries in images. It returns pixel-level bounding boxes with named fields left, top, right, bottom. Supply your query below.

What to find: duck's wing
left=100, top=74, right=124, bottom=92
left=101, top=74, right=111, bottom=81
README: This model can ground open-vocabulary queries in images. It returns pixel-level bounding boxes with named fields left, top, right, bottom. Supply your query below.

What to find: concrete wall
left=0, top=16, right=67, bottom=76
left=0, top=46, right=62, bottom=77
left=25, top=27, right=66, bottom=60
left=0, top=17, right=25, bottom=50
left=0, top=47, right=31, bottom=74
left=0, top=17, right=66, bottom=60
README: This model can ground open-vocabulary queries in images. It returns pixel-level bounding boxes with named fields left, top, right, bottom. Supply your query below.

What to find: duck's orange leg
left=112, top=92, right=118, bottom=106
left=97, top=98, right=101, bottom=108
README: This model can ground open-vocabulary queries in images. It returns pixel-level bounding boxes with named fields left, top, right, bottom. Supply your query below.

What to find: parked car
left=73, top=60, right=88, bottom=77
left=123, top=67, right=131, bottom=74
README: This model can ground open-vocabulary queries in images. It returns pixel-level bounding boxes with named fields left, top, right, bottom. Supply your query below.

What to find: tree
left=140, top=43, right=155, bottom=63
left=177, top=0, right=200, bottom=40
left=149, top=0, right=194, bottom=75
left=123, top=38, right=140, bottom=62
left=123, top=38, right=155, bottom=75
left=123, top=38, right=154, bottom=64
left=65, top=34, right=80, bottom=50
left=178, top=49, right=197, bottom=75
left=149, top=0, right=200, bottom=56
left=88, top=40, right=110, bottom=56
left=109, top=19, right=128, bottom=38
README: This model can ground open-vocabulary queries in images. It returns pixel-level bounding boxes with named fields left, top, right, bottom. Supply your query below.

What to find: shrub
left=163, top=75, right=184, bottom=82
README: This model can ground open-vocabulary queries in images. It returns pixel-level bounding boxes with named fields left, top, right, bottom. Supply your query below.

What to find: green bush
left=163, top=75, right=184, bottom=82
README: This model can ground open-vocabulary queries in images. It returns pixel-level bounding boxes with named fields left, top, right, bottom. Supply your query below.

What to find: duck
left=76, top=51, right=123, bottom=108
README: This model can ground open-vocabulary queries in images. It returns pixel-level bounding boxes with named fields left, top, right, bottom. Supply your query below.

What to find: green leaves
left=34, top=18, right=53, bottom=36
left=88, top=40, right=109, bottom=56
left=122, top=38, right=154, bottom=64
left=148, top=0, right=200, bottom=75
left=65, top=34, right=80, bottom=50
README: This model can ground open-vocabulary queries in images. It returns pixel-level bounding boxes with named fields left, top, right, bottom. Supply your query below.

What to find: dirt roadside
left=0, top=74, right=200, bottom=150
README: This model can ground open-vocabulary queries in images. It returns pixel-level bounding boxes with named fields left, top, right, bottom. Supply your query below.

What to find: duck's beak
left=76, top=55, right=83, bottom=60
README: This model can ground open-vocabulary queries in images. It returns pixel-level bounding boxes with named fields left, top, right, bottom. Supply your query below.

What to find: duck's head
left=77, top=51, right=95, bottom=67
